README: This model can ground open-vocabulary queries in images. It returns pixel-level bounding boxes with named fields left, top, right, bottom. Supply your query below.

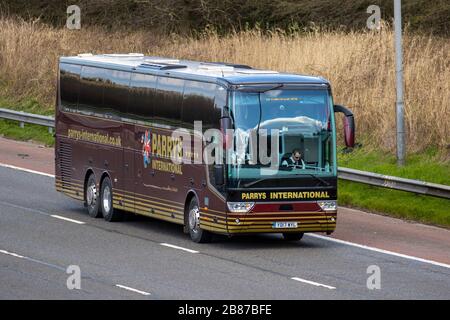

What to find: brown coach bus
left=55, top=53, right=355, bottom=243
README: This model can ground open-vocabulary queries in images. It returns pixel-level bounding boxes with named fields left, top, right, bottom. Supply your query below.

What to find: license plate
left=272, top=222, right=298, bottom=229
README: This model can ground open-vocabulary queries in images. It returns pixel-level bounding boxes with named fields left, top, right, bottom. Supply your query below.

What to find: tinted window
left=181, top=81, right=217, bottom=129
left=59, top=63, right=81, bottom=111
left=79, top=66, right=105, bottom=113
left=129, top=73, right=157, bottom=120
left=154, top=77, right=185, bottom=126
left=103, top=69, right=131, bottom=114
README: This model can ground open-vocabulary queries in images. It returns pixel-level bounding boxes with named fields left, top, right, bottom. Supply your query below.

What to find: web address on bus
left=67, top=129, right=122, bottom=147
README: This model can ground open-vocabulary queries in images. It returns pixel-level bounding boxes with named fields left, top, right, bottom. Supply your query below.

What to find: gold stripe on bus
left=226, top=223, right=326, bottom=230
left=55, top=179, right=83, bottom=187
left=199, top=216, right=227, bottom=227
left=55, top=182, right=83, bottom=192
left=200, top=211, right=227, bottom=223
left=115, top=191, right=185, bottom=211
left=226, top=221, right=330, bottom=228
left=226, top=216, right=330, bottom=222
left=201, top=224, right=228, bottom=233
left=200, top=222, right=227, bottom=233
left=55, top=177, right=83, bottom=184
left=115, top=197, right=184, bottom=220
left=115, top=188, right=184, bottom=206
left=228, top=226, right=330, bottom=233
left=114, top=201, right=183, bottom=224
left=199, top=219, right=227, bottom=230
left=132, top=200, right=183, bottom=218
left=227, top=211, right=333, bottom=217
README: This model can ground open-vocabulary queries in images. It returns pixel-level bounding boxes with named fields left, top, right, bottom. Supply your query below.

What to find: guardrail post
left=19, top=122, right=24, bottom=129
left=48, top=127, right=53, bottom=134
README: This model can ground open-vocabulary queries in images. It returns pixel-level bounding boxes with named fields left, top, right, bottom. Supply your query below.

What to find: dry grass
left=0, top=18, right=449, bottom=154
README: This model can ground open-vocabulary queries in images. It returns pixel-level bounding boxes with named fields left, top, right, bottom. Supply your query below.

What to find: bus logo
left=141, top=129, right=151, bottom=168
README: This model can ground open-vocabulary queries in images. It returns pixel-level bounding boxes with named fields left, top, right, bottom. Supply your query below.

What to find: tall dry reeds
left=0, top=18, right=449, bottom=153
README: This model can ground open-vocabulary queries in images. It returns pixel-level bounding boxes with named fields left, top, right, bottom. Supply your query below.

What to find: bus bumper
left=224, top=209, right=337, bottom=235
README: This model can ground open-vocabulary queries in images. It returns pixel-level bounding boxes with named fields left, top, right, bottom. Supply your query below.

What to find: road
left=0, top=138, right=449, bottom=299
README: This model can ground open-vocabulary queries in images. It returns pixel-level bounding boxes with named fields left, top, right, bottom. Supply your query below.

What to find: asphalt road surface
left=1, top=165, right=449, bottom=300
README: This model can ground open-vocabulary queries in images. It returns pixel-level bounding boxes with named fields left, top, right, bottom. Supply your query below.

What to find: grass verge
left=337, top=148, right=450, bottom=227
left=0, top=96, right=54, bottom=146
left=0, top=119, right=54, bottom=147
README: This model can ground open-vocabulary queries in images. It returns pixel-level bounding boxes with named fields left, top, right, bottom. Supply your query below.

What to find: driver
left=281, top=149, right=305, bottom=169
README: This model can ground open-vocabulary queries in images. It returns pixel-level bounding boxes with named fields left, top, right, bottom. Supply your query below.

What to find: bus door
left=121, top=122, right=136, bottom=213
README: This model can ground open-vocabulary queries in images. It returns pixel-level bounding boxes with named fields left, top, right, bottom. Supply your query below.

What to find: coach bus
left=55, top=53, right=355, bottom=243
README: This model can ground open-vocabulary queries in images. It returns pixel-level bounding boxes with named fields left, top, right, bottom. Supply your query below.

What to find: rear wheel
left=282, top=232, right=304, bottom=241
left=100, top=176, right=123, bottom=222
left=86, top=174, right=101, bottom=218
left=187, top=197, right=211, bottom=243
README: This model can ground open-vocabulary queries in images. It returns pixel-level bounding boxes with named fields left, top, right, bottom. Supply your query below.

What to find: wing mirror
left=333, top=105, right=355, bottom=149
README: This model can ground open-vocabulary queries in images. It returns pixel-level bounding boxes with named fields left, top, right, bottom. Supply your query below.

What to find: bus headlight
left=318, top=200, right=337, bottom=211
left=227, top=202, right=255, bottom=213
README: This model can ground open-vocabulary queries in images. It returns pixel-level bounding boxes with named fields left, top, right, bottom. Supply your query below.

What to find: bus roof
left=60, top=53, right=330, bottom=87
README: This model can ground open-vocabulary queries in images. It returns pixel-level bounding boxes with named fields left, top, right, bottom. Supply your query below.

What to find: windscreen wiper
left=294, top=173, right=330, bottom=186
left=237, top=83, right=284, bottom=93
left=242, top=178, right=273, bottom=188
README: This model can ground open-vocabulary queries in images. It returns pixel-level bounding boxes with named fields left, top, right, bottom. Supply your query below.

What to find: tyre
left=282, top=232, right=304, bottom=241
left=100, top=176, right=123, bottom=222
left=85, top=173, right=101, bottom=218
left=187, top=197, right=211, bottom=243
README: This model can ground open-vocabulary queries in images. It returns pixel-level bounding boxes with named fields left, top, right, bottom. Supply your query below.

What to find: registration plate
left=272, top=222, right=298, bottom=229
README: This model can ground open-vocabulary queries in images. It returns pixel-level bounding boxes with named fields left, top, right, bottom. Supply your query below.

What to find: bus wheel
left=100, top=177, right=123, bottom=222
left=187, top=197, right=211, bottom=243
left=86, top=174, right=101, bottom=218
left=282, top=233, right=304, bottom=241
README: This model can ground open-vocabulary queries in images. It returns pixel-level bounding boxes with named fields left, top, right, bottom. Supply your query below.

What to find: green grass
left=337, top=148, right=450, bottom=227
left=0, top=95, right=54, bottom=146
left=0, top=119, right=54, bottom=146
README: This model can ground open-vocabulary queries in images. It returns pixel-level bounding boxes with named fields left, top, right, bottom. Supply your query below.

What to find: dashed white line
left=160, top=243, right=199, bottom=254
left=291, top=277, right=336, bottom=290
left=51, top=215, right=85, bottom=225
left=115, top=284, right=151, bottom=296
left=307, top=234, right=450, bottom=270
left=0, top=249, right=25, bottom=259
left=0, top=162, right=54, bottom=178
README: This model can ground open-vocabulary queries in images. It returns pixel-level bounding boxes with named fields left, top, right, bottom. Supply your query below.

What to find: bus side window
left=79, top=66, right=106, bottom=115
left=59, top=63, right=81, bottom=111
left=103, top=69, right=131, bottom=116
left=129, top=73, right=157, bottom=121
left=181, top=80, right=217, bottom=130
left=154, top=76, right=185, bottom=127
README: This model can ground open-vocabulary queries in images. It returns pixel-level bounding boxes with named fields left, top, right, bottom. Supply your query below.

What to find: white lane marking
left=308, top=234, right=450, bottom=270
left=0, top=162, right=54, bottom=178
left=115, top=284, right=151, bottom=296
left=51, top=215, right=85, bottom=225
left=3, top=161, right=450, bottom=270
left=291, top=277, right=336, bottom=290
left=160, top=243, right=199, bottom=254
left=0, top=249, right=25, bottom=259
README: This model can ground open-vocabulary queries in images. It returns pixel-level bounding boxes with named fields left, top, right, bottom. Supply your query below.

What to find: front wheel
left=282, top=232, right=304, bottom=241
left=101, top=177, right=123, bottom=222
left=187, top=197, right=211, bottom=243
